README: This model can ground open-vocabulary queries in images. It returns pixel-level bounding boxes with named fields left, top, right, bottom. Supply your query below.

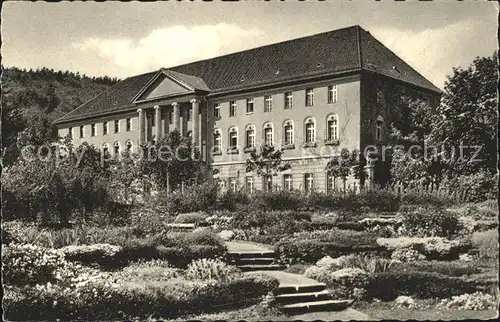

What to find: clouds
left=71, top=23, right=266, bottom=77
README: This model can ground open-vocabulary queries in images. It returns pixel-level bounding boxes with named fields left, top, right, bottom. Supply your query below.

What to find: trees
left=325, top=148, right=366, bottom=191
left=430, top=52, right=498, bottom=176
left=245, top=144, right=291, bottom=191
left=140, top=129, right=204, bottom=191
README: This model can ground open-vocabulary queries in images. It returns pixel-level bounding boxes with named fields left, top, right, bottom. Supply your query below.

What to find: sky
left=2, top=0, right=498, bottom=90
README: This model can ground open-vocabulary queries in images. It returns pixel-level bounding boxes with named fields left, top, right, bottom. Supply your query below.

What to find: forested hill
left=1, top=67, right=120, bottom=162
left=2, top=66, right=119, bottom=121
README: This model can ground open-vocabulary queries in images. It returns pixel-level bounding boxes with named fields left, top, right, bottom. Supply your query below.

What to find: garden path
left=226, top=240, right=370, bottom=318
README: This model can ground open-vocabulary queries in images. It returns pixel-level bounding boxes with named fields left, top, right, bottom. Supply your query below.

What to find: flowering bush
left=2, top=244, right=67, bottom=286
left=185, top=258, right=240, bottom=282
left=377, top=237, right=463, bottom=260
left=173, top=212, right=209, bottom=224
left=206, top=213, right=234, bottom=230
left=437, top=292, right=497, bottom=310
left=398, top=207, right=462, bottom=238
left=391, top=247, right=427, bottom=262
left=116, top=259, right=181, bottom=281
left=394, top=295, right=418, bottom=308
left=471, top=229, right=498, bottom=260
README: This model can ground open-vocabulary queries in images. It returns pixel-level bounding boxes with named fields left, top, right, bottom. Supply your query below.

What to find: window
left=91, top=124, right=96, bottom=137
left=126, top=118, right=132, bottom=132
left=214, top=103, right=221, bottom=119
left=245, top=176, right=254, bottom=193
left=327, top=114, right=339, bottom=141
left=326, top=173, right=336, bottom=193
left=264, top=95, right=272, bottom=112
left=126, top=140, right=133, bottom=152
left=304, top=173, right=314, bottom=193
left=213, top=129, right=222, bottom=153
left=284, top=92, right=293, bottom=109
left=283, top=174, right=293, bottom=191
left=68, top=127, right=73, bottom=139
left=229, top=127, right=238, bottom=150
left=80, top=126, right=84, bottom=138
left=328, top=85, right=338, bottom=103
left=228, top=177, right=237, bottom=192
left=102, top=143, right=109, bottom=155
left=113, top=142, right=120, bottom=155
left=305, top=88, right=314, bottom=106
left=246, top=125, right=256, bottom=148
left=375, top=115, right=384, bottom=141
left=103, top=122, right=108, bottom=135
left=284, top=120, right=294, bottom=145
left=246, top=98, right=254, bottom=114
left=305, top=118, right=316, bottom=143
left=263, top=122, right=273, bottom=146
left=114, top=120, right=120, bottom=133
left=229, top=101, right=237, bottom=117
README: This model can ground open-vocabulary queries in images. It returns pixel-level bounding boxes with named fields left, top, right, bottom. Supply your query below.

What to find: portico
left=132, top=68, right=210, bottom=150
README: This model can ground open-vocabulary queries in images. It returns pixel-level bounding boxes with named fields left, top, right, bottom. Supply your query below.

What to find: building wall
left=209, top=74, right=362, bottom=192
left=57, top=110, right=140, bottom=155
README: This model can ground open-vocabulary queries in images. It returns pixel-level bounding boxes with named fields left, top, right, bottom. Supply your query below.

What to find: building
left=54, top=25, right=441, bottom=192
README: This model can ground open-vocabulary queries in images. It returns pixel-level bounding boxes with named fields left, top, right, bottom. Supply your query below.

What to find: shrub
left=173, top=212, right=209, bottom=224
left=471, top=229, right=499, bottom=260
left=357, top=188, right=400, bottom=212
left=391, top=247, right=427, bottom=262
left=366, top=271, right=479, bottom=300
left=377, top=237, right=464, bottom=260
left=155, top=182, right=219, bottom=214
left=185, top=258, right=241, bottom=282
left=117, top=260, right=181, bottom=281
left=2, top=244, right=67, bottom=286
left=400, top=189, right=451, bottom=207
left=251, top=189, right=304, bottom=211
left=217, top=189, right=250, bottom=210
left=394, top=295, right=418, bottom=309
left=305, top=265, right=370, bottom=299
left=437, top=292, right=497, bottom=310
left=398, top=206, right=462, bottom=238
left=3, top=275, right=279, bottom=320
left=283, top=264, right=310, bottom=274
left=154, top=229, right=225, bottom=248
left=389, top=260, right=482, bottom=277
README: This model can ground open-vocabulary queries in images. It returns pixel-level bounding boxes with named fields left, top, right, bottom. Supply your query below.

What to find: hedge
left=3, top=275, right=279, bottom=320
left=275, top=240, right=388, bottom=264
left=62, top=242, right=227, bottom=269
left=366, top=271, right=495, bottom=300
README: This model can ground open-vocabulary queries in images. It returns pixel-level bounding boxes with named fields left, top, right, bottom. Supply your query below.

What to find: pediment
left=136, top=73, right=193, bottom=102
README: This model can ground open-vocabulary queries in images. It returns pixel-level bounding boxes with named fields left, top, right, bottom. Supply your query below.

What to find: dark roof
left=55, top=25, right=441, bottom=124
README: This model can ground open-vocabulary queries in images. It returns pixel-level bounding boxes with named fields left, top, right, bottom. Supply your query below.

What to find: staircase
left=226, top=243, right=354, bottom=315
left=276, top=282, right=354, bottom=314
left=227, top=249, right=284, bottom=272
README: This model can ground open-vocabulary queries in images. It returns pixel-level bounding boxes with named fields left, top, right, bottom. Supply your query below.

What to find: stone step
left=281, top=299, right=354, bottom=314
left=238, top=264, right=284, bottom=272
left=227, top=251, right=276, bottom=259
left=231, top=257, right=276, bottom=265
left=275, top=289, right=331, bottom=304
left=277, top=283, right=326, bottom=295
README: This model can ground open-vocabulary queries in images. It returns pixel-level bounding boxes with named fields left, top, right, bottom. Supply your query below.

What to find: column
left=154, top=105, right=162, bottom=141
left=190, top=99, right=200, bottom=147
left=172, top=102, right=180, bottom=132
left=137, top=108, right=145, bottom=143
